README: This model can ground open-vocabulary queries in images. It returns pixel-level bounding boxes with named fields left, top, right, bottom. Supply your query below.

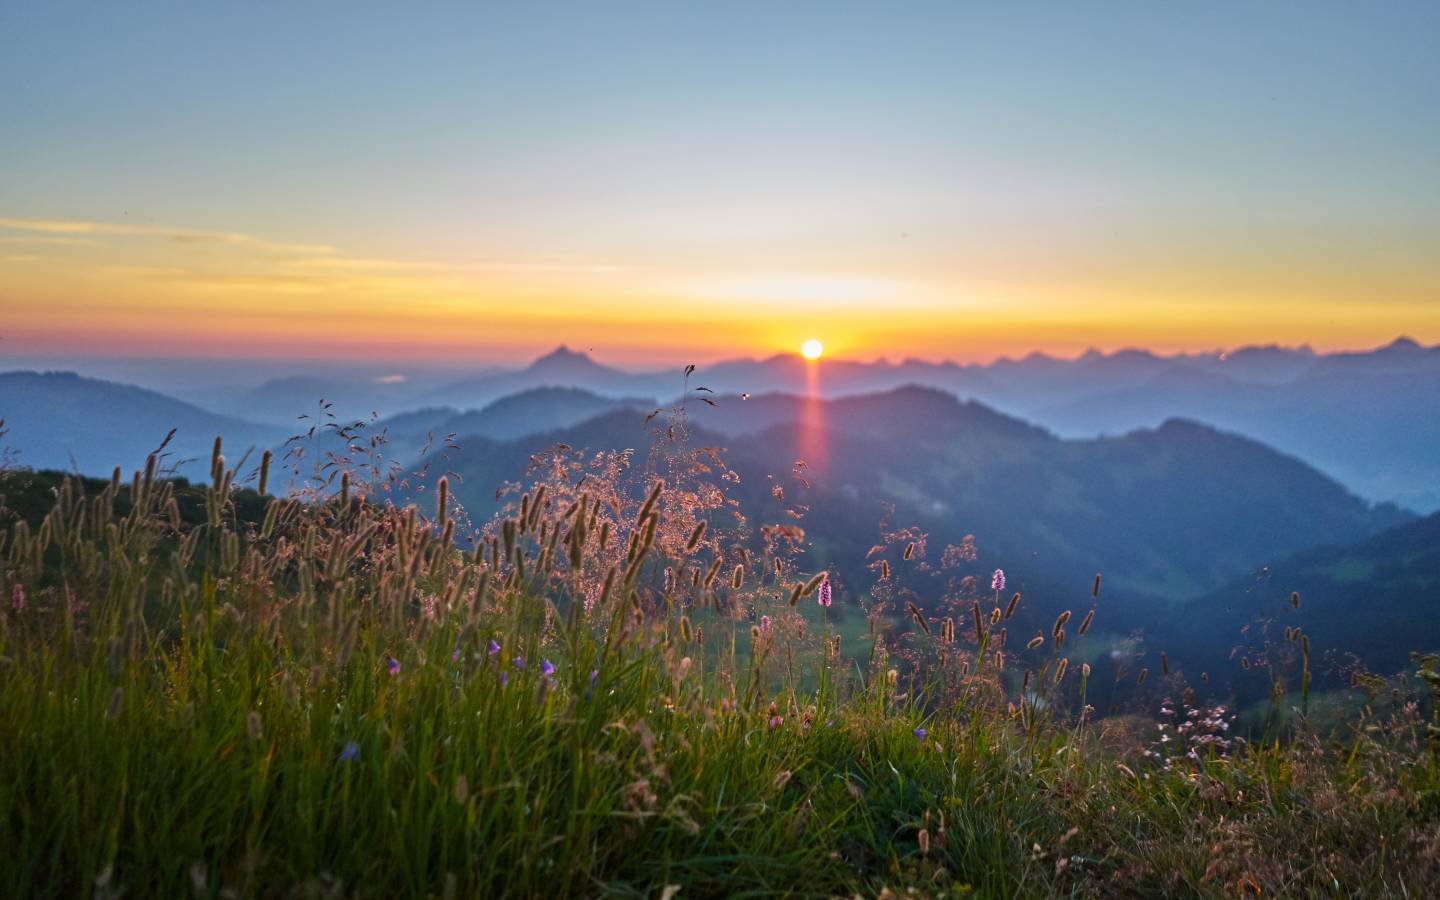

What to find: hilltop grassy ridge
left=2, top=432, right=1439, bottom=898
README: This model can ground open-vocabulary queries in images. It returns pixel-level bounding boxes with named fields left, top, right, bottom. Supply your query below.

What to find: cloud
left=0, top=214, right=641, bottom=302
left=289, top=255, right=640, bottom=275
left=0, top=217, right=334, bottom=255
left=0, top=235, right=98, bottom=247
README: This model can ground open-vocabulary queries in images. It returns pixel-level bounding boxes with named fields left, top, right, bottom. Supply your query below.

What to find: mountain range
left=409, top=386, right=1408, bottom=611
left=8, top=337, right=1435, bottom=508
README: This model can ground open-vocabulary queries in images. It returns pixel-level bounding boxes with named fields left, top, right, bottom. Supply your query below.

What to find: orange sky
left=3, top=214, right=1436, bottom=366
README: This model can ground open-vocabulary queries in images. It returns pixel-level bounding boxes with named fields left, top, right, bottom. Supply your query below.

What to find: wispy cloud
left=0, top=217, right=334, bottom=255
left=289, top=255, right=640, bottom=275
left=0, top=235, right=98, bottom=247
left=0, top=216, right=637, bottom=280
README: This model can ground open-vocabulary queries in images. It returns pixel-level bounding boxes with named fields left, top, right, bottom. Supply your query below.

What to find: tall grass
left=2, top=423, right=1439, bottom=898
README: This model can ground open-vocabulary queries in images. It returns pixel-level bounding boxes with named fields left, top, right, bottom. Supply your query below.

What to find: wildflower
left=387, top=656, right=400, bottom=676
left=991, top=568, right=1005, bottom=592
left=768, top=714, right=784, bottom=730
left=913, top=727, right=927, bottom=740
left=338, top=741, right=360, bottom=762
left=500, top=671, right=508, bottom=687
left=817, top=578, right=833, bottom=608
left=451, top=647, right=462, bottom=663
left=541, top=659, right=556, bottom=677
left=513, top=656, right=525, bottom=669
left=589, top=669, right=600, bottom=687
left=10, top=583, right=23, bottom=612
left=488, top=639, right=501, bottom=656
left=760, top=615, right=772, bottom=634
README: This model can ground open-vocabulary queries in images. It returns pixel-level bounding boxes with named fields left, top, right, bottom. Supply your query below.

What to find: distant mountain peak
left=1381, top=336, right=1423, bottom=354
left=525, top=345, right=622, bottom=377
left=531, top=345, right=594, bottom=367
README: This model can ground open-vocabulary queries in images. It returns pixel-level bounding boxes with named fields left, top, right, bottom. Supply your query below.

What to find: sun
left=800, top=339, right=824, bottom=360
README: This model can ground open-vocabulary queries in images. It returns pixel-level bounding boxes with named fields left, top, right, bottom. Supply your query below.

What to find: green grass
left=3, top=453, right=1440, bottom=898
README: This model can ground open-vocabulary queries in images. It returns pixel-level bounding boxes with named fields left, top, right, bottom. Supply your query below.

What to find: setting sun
left=801, top=339, right=824, bottom=360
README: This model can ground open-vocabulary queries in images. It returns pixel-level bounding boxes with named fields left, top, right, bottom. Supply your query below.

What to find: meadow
left=2, top=417, right=1439, bottom=899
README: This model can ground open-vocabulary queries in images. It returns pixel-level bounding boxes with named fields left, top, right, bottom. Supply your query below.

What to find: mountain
left=439, top=387, right=657, bottom=442
left=228, top=374, right=428, bottom=425
left=263, top=387, right=660, bottom=490
left=1163, top=511, right=1440, bottom=689
left=415, top=386, right=1407, bottom=616
left=1033, top=353, right=1440, bottom=511
left=0, top=371, right=283, bottom=478
left=422, top=346, right=670, bottom=409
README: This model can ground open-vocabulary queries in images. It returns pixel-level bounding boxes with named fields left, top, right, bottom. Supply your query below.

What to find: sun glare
left=801, top=339, right=824, bottom=360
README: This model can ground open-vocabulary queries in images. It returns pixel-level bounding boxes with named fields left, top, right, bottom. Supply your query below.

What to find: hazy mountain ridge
left=0, top=370, right=283, bottom=477
left=12, top=336, right=1434, bottom=508
left=266, top=336, right=1440, bottom=509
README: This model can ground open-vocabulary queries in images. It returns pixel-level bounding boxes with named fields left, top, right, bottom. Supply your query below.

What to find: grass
left=3, top=434, right=1440, bottom=898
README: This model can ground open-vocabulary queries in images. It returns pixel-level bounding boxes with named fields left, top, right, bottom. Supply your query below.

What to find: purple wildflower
left=387, top=656, right=400, bottom=676
left=487, top=639, right=501, bottom=656
left=512, top=655, right=525, bottom=669
left=991, top=568, right=1005, bottom=592
left=451, top=647, right=462, bottom=663
left=338, top=741, right=359, bottom=762
left=913, top=727, right=927, bottom=740
left=500, top=671, right=508, bottom=687
left=541, top=659, right=556, bottom=677
left=589, top=669, right=600, bottom=686
left=817, top=578, right=833, bottom=608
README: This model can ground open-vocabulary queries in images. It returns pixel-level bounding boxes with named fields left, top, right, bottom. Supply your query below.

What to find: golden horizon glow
left=801, top=339, right=824, bottom=361
left=2, top=214, right=1439, bottom=367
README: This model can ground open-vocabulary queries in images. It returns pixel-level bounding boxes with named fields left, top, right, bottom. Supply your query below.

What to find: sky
left=2, top=1, right=1438, bottom=366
